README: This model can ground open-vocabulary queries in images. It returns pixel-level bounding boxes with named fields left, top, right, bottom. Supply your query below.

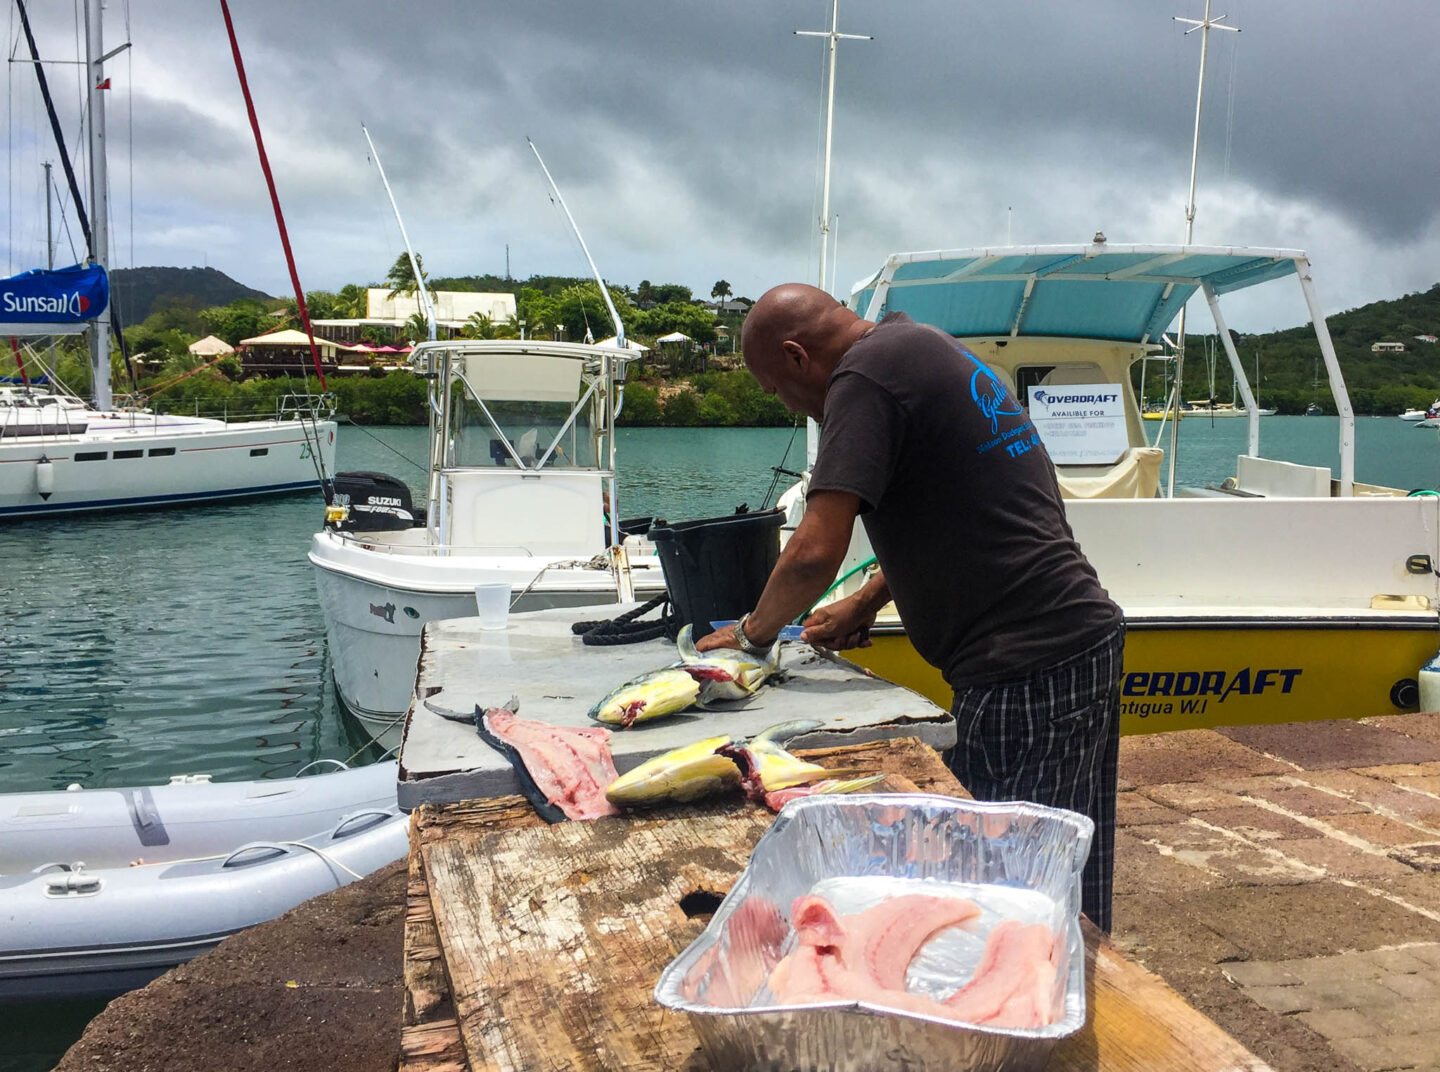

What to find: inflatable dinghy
left=0, top=761, right=406, bottom=1001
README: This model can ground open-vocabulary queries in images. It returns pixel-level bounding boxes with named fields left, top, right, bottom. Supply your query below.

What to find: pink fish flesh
left=681, top=895, right=789, bottom=1007
left=942, top=918, right=1059, bottom=1029
left=483, top=710, right=621, bottom=821
left=766, top=893, right=1059, bottom=1028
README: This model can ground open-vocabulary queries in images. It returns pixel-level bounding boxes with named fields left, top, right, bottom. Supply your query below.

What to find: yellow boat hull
left=851, top=621, right=1436, bottom=735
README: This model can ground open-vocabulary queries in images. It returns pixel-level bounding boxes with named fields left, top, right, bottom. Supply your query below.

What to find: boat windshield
left=450, top=396, right=598, bottom=469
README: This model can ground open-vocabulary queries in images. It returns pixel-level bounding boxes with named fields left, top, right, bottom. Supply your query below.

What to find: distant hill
left=1175, top=282, right=1440, bottom=414
left=110, top=267, right=271, bottom=325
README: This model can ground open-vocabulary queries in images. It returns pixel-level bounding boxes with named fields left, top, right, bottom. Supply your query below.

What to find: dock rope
left=571, top=594, right=678, bottom=645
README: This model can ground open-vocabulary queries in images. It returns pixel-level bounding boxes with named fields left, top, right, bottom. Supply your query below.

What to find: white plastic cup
left=473, top=582, right=512, bottom=630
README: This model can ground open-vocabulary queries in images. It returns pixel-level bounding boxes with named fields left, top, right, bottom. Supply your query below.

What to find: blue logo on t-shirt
left=968, top=357, right=1024, bottom=434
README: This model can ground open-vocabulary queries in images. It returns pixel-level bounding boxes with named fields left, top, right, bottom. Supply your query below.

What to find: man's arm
left=694, top=489, right=860, bottom=652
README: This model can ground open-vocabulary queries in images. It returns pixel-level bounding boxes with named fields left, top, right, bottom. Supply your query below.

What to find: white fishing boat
left=0, top=4, right=336, bottom=521
left=1397, top=403, right=1435, bottom=422
left=309, top=338, right=668, bottom=740
left=796, top=241, right=1440, bottom=732
left=0, top=760, right=407, bottom=1001
left=310, top=141, right=671, bottom=742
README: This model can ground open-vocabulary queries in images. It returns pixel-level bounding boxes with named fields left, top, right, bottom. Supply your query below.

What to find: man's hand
left=800, top=592, right=877, bottom=651
left=694, top=624, right=742, bottom=653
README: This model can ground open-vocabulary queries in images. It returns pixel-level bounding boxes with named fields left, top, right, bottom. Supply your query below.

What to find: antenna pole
left=1166, top=1, right=1240, bottom=496
left=1174, top=0, right=1238, bottom=244
left=362, top=124, right=436, bottom=341
left=797, top=1, right=869, bottom=294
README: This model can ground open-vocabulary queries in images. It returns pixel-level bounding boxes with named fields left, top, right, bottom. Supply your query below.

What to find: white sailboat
left=0, top=1, right=336, bottom=520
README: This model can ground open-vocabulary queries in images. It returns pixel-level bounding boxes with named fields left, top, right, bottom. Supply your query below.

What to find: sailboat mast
left=44, top=163, right=54, bottom=270
left=83, top=0, right=112, bottom=410
left=796, top=1, right=869, bottom=295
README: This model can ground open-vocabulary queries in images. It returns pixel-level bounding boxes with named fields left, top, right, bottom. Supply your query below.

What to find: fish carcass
left=716, top=720, right=879, bottom=810
left=676, top=624, right=783, bottom=702
left=476, top=706, right=620, bottom=822
left=604, top=721, right=881, bottom=811
left=586, top=666, right=702, bottom=728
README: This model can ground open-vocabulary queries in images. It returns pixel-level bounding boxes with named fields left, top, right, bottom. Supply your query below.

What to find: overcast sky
left=3, top=1, right=1437, bottom=334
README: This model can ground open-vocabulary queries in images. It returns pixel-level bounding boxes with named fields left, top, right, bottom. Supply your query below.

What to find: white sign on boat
left=1027, top=383, right=1129, bottom=465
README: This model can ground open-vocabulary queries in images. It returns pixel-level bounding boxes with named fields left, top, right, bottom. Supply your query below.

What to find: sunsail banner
left=0, top=263, right=109, bottom=336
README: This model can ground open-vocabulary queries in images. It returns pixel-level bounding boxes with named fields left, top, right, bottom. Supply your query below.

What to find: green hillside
left=110, top=266, right=271, bottom=325
left=1163, top=283, right=1440, bottom=415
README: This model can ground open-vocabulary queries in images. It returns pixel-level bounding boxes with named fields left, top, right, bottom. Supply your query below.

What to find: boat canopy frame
left=409, top=338, right=638, bottom=550
left=851, top=242, right=1356, bottom=494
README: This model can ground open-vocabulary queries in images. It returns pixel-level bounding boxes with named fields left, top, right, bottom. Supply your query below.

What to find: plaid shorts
left=944, top=622, right=1125, bottom=932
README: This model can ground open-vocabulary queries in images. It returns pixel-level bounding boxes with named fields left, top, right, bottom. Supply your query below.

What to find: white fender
left=35, top=455, right=54, bottom=499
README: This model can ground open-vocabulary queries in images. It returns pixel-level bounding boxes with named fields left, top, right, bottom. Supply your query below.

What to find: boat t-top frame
left=851, top=242, right=1356, bottom=494
left=409, top=338, right=638, bottom=551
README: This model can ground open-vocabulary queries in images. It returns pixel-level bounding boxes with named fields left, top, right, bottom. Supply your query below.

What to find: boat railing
left=275, top=392, right=337, bottom=422
left=121, top=392, right=336, bottom=425
left=330, top=531, right=625, bottom=561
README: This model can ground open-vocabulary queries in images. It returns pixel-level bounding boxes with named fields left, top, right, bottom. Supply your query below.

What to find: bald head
left=741, top=284, right=873, bottom=421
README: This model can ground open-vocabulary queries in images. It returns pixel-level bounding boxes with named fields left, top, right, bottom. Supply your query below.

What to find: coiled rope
left=571, top=594, right=679, bottom=646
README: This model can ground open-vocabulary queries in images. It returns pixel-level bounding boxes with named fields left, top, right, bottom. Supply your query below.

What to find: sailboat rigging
left=0, top=0, right=337, bottom=519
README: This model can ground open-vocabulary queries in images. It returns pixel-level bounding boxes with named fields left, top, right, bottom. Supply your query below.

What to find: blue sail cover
left=0, top=263, right=109, bottom=333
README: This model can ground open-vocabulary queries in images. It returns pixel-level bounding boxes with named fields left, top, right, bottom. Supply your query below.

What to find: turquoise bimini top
left=850, top=244, right=1303, bottom=345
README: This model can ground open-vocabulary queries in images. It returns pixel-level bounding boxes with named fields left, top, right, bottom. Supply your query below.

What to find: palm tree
left=462, top=312, right=496, bottom=340
left=385, top=252, right=428, bottom=302
left=711, top=279, right=733, bottom=308
left=335, top=283, right=368, bottom=318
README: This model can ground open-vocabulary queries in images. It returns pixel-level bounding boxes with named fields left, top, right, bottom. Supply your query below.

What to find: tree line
left=7, top=260, right=1437, bottom=425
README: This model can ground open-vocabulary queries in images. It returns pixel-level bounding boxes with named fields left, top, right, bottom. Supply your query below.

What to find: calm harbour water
left=1, top=416, right=1438, bottom=1068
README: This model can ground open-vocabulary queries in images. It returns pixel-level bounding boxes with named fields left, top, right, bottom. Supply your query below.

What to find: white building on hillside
left=310, top=289, right=517, bottom=347
left=363, top=288, right=515, bottom=325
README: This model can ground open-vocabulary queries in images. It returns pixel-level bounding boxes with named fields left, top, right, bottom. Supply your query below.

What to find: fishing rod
left=526, top=138, right=625, bottom=348
left=526, top=137, right=630, bottom=561
left=361, top=124, right=436, bottom=343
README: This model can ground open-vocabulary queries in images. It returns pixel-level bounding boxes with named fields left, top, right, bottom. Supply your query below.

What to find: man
left=696, top=283, right=1125, bottom=931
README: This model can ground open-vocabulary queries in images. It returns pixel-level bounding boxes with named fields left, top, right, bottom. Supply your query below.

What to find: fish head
left=605, top=735, right=741, bottom=806
left=587, top=667, right=701, bottom=727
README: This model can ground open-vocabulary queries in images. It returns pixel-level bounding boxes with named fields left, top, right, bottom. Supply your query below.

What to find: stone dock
left=52, top=712, right=1440, bottom=1072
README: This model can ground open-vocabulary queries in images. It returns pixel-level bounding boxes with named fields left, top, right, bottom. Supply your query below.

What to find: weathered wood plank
left=399, top=1018, right=470, bottom=1072
left=402, top=815, right=462, bottom=1072
left=1049, top=939, right=1274, bottom=1072
left=424, top=809, right=774, bottom=1072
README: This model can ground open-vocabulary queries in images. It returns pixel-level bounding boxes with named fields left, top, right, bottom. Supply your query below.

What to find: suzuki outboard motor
left=326, top=471, right=423, bottom=532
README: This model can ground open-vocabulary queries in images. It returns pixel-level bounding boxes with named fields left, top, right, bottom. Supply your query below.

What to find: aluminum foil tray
left=655, top=794, right=1093, bottom=1072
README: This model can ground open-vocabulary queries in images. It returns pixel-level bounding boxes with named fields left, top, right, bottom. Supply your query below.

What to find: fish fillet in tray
left=655, top=793, right=1093, bottom=1072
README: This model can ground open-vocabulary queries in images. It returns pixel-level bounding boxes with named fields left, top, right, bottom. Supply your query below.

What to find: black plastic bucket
left=649, top=508, right=786, bottom=636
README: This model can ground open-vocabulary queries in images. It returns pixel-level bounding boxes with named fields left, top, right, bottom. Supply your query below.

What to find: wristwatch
left=733, top=613, right=773, bottom=655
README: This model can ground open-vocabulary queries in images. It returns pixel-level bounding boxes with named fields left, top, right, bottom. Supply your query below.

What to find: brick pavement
left=1112, top=713, right=1440, bottom=1072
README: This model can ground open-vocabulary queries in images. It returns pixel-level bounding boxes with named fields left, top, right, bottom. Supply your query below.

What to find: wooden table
left=401, top=737, right=1273, bottom=1072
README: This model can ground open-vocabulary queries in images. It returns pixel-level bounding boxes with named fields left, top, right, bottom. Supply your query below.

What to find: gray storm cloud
left=3, top=0, right=1436, bottom=332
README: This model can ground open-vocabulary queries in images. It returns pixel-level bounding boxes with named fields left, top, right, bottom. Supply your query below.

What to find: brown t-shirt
left=808, top=312, right=1120, bottom=688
